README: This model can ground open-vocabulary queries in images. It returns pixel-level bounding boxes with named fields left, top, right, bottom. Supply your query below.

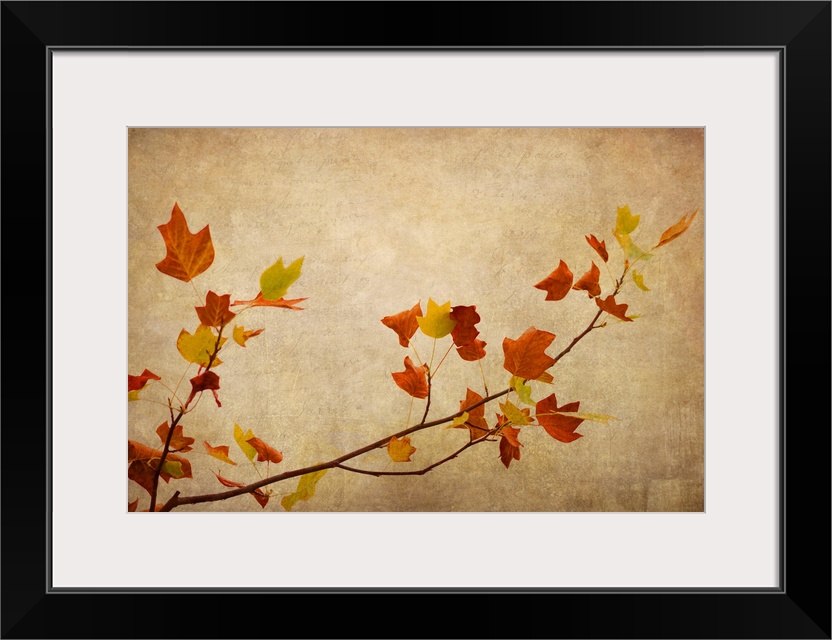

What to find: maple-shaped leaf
left=128, top=498, right=139, bottom=512
left=595, top=295, right=634, bottom=322
left=381, top=301, right=423, bottom=348
left=177, top=324, right=225, bottom=367
left=128, top=440, right=193, bottom=494
left=456, top=338, right=487, bottom=362
left=234, top=423, right=257, bottom=461
left=155, top=202, right=215, bottom=282
left=213, top=472, right=269, bottom=509
left=572, top=262, right=601, bottom=298
left=388, top=435, right=416, bottom=462
left=455, top=388, right=490, bottom=441
left=417, top=298, right=456, bottom=339
left=231, top=292, right=307, bottom=310
left=128, top=369, right=161, bottom=392
left=632, top=270, right=650, bottom=291
left=155, top=422, right=194, bottom=453
left=536, top=393, right=585, bottom=443
left=246, top=436, right=283, bottom=463
left=534, top=260, right=574, bottom=301
left=260, top=256, right=304, bottom=301
left=614, top=204, right=640, bottom=236
left=586, top=234, right=609, bottom=262
left=195, top=291, right=236, bottom=328
left=499, top=426, right=522, bottom=469
left=449, top=305, right=481, bottom=348
left=281, top=469, right=328, bottom=511
left=499, top=400, right=532, bottom=426
left=232, top=325, right=264, bottom=347
left=502, top=327, right=557, bottom=380
left=509, top=375, right=534, bottom=406
left=392, top=356, right=429, bottom=399
left=185, top=371, right=222, bottom=407
left=204, top=441, right=237, bottom=465
left=654, top=210, right=697, bottom=249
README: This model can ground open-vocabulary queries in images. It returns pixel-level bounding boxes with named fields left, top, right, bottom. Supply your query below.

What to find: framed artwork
left=3, top=1, right=828, bottom=638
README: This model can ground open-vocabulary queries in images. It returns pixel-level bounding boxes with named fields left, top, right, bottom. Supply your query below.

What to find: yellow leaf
left=447, top=411, right=470, bottom=429
left=632, top=270, right=650, bottom=291
left=416, top=298, right=456, bottom=339
left=614, top=231, right=653, bottom=262
left=509, top=375, right=534, bottom=406
left=260, top=256, right=304, bottom=301
left=203, top=441, right=237, bottom=465
left=233, top=325, right=264, bottom=347
left=388, top=435, right=416, bottom=462
left=615, top=205, right=640, bottom=235
left=160, top=460, right=184, bottom=478
left=234, top=423, right=257, bottom=462
left=654, top=210, right=698, bottom=249
left=281, top=469, right=328, bottom=511
left=127, top=390, right=141, bottom=402
left=555, top=411, right=618, bottom=424
left=500, top=400, right=532, bottom=426
left=176, top=324, right=225, bottom=367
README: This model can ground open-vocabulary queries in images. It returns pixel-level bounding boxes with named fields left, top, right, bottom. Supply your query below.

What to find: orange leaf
left=536, top=393, right=585, bottom=443
left=534, top=260, right=573, bottom=301
left=127, top=440, right=192, bottom=495
left=381, top=301, right=423, bottom=348
left=499, top=426, right=522, bottom=469
left=195, top=291, right=236, bottom=328
left=572, top=262, right=601, bottom=298
left=156, top=422, right=195, bottom=453
left=246, top=436, right=283, bottom=463
left=456, top=338, right=487, bottom=362
left=128, top=498, right=139, bottom=512
left=449, top=305, right=481, bottom=348
left=231, top=292, right=306, bottom=310
left=128, top=369, right=160, bottom=392
left=388, top=435, right=416, bottom=462
left=456, top=388, right=490, bottom=441
left=654, top=210, right=698, bottom=249
left=155, top=202, right=215, bottom=282
left=595, top=295, right=634, bottom=322
left=185, top=371, right=221, bottom=407
left=203, top=441, right=237, bottom=465
left=213, top=472, right=269, bottom=508
left=392, top=356, right=429, bottom=399
left=586, top=234, right=609, bottom=262
left=502, top=327, right=557, bottom=380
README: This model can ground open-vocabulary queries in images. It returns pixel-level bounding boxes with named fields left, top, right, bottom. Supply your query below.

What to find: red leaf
left=246, top=436, right=283, bottom=463
left=231, top=292, right=306, bottom=310
left=535, top=393, right=585, bottom=443
left=456, top=339, right=487, bottom=362
left=595, top=295, right=634, bottom=322
left=586, top=234, right=609, bottom=262
left=391, top=356, right=429, bottom=399
left=156, top=422, right=195, bottom=453
left=449, top=305, right=481, bottom=348
left=195, top=291, right=236, bottom=328
left=213, top=472, right=270, bottom=508
left=456, top=388, right=490, bottom=441
left=534, top=260, right=573, bottom=301
left=127, top=440, right=193, bottom=495
left=572, top=262, right=601, bottom=298
left=381, top=301, right=423, bottom=348
left=155, top=202, right=215, bottom=282
left=185, top=371, right=221, bottom=407
left=128, top=369, right=160, bottom=392
left=654, top=210, right=698, bottom=248
left=502, top=327, right=557, bottom=380
left=499, top=426, right=522, bottom=469
left=128, top=498, right=139, bottom=512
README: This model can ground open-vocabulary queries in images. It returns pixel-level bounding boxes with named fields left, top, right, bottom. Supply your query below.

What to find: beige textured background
left=128, top=128, right=704, bottom=512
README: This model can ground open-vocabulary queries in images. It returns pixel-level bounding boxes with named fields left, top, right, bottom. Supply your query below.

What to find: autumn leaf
left=572, top=262, right=602, bottom=298
left=615, top=205, right=640, bottom=235
left=203, top=441, right=237, bottom=465
left=632, top=270, right=650, bottom=291
left=388, top=435, right=416, bottom=462
left=500, top=399, right=532, bottom=426
left=260, top=256, right=304, bottom=301
left=614, top=230, right=653, bottom=261
left=509, top=375, right=534, bottom=406
left=128, top=498, right=139, bottom=512
left=128, top=369, right=161, bottom=392
left=456, top=388, right=490, bottom=441
left=499, top=426, right=522, bottom=469
left=595, top=295, right=634, bottom=322
left=177, top=324, right=225, bottom=367
left=281, top=470, right=328, bottom=511
left=654, top=210, right=698, bottom=249
left=155, top=202, right=215, bottom=282
left=213, top=472, right=269, bottom=509
left=185, top=371, right=222, bottom=407
left=502, top=327, right=557, bottom=380
left=156, top=422, right=194, bottom=452
left=417, top=298, right=456, bottom=339
left=233, top=325, right=264, bottom=347
left=535, top=393, right=585, bottom=443
left=447, top=412, right=470, bottom=429
left=555, top=411, right=617, bottom=424
left=231, top=292, right=307, bottom=310
left=449, top=305, right=481, bottom=347
left=536, top=372, right=554, bottom=384
left=456, top=339, right=487, bottom=362
left=381, top=301, right=423, bottom=348
left=586, top=234, right=609, bottom=262
left=392, top=356, right=429, bottom=399
left=533, top=260, right=574, bottom=301
left=195, top=291, right=236, bottom=328
left=128, top=440, right=192, bottom=494
left=233, top=424, right=257, bottom=461
left=160, top=459, right=185, bottom=479
left=246, top=436, right=283, bottom=463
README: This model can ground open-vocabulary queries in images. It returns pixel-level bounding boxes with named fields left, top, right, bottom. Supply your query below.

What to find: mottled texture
left=128, top=128, right=704, bottom=512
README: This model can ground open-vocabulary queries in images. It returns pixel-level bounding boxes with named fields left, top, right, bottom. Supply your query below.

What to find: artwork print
left=128, top=128, right=704, bottom=512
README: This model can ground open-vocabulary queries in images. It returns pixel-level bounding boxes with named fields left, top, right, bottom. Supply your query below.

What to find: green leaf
left=615, top=232, right=653, bottom=261
left=281, top=469, right=328, bottom=511
left=499, top=400, right=532, bottom=426
left=632, top=270, right=650, bottom=291
left=260, top=256, right=304, bottom=301
left=160, top=460, right=185, bottom=478
left=509, top=375, right=534, bottom=406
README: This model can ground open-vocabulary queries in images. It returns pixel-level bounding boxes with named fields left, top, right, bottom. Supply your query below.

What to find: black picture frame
left=2, top=2, right=829, bottom=638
